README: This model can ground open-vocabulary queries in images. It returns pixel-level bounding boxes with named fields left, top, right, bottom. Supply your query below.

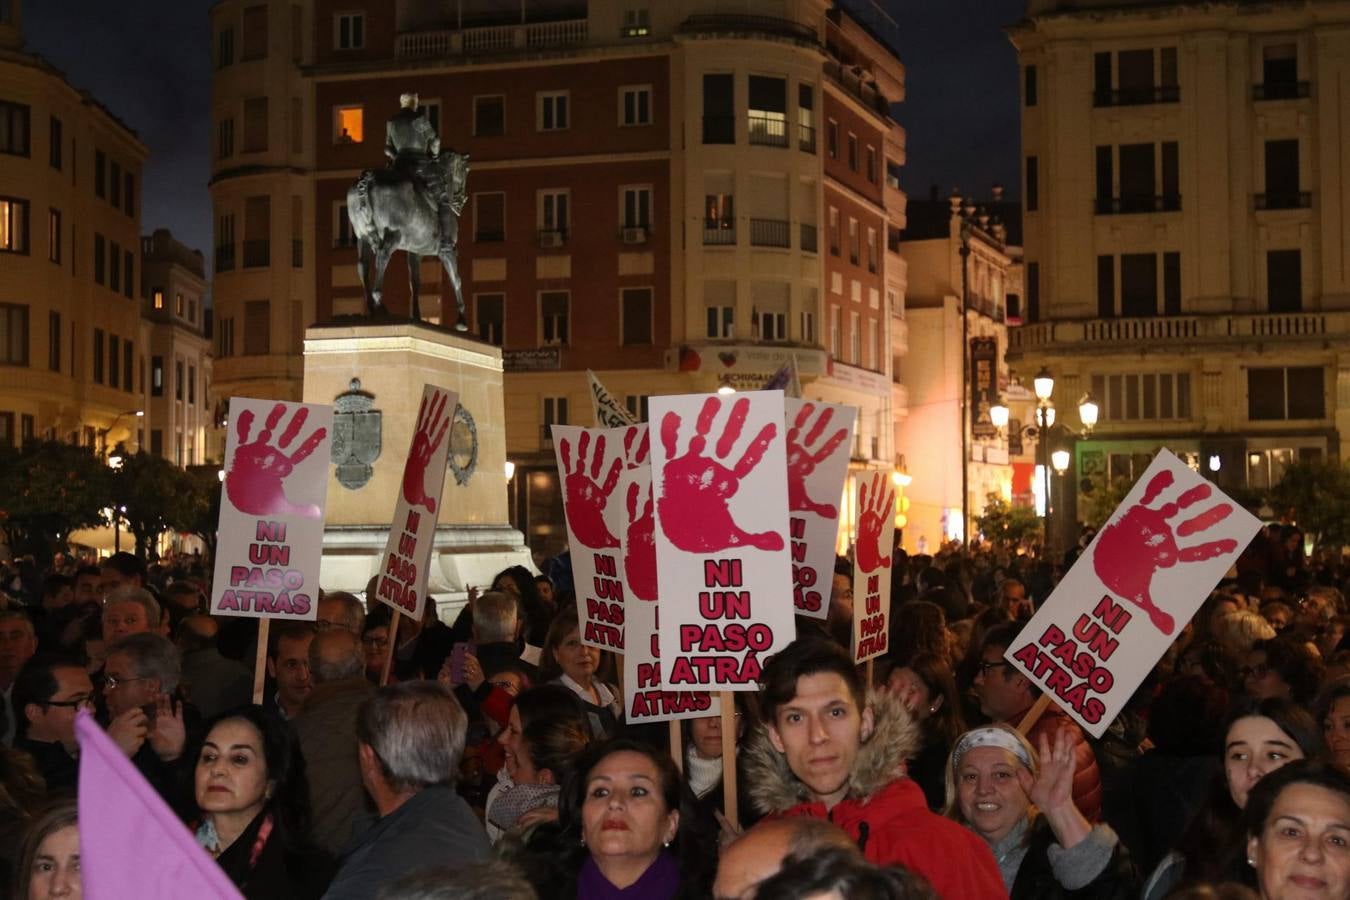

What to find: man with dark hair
left=73, top=565, right=103, bottom=606
left=100, top=551, right=147, bottom=594
left=13, top=654, right=92, bottom=790
left=714, top=818, right=861, bottom=900
left=266, top=622, right=315, bottom=721
left=39, top=575, right=74, bottom=612
left=973, top=621, right=1101, bottom=820
left=744, top=638, right=1003, bottom=899
left=0, top=609, right=39, bottom=745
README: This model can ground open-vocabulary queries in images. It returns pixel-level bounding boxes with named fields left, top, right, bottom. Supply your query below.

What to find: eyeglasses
left=103, top=674, right=149, bottom=691
left=1239, top=664, right=1271, bottom=680
left=44, top=694, right=93, bottom=709
left=975, top=661, right=1012, bottom=677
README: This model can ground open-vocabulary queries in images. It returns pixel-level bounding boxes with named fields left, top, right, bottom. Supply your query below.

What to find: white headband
left=952, top=727, right=1034, bottom=770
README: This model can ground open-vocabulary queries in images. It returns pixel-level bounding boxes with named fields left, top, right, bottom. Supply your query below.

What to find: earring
left=1248, top=857, right=1255, bottom=867
left=580, top=836, right=586, bottom=847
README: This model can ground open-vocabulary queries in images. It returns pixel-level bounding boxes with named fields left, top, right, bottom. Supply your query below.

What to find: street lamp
left=1052, top=449, right=1071, bottom=474
left=1033, top=367, right=1055, bottom=403
left=1078, top=392, right=1099, bottom=434
left=99, top=409, right=144, bottom=460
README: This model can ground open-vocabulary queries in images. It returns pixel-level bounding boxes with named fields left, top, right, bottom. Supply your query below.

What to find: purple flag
left=76, top=710, right=243, bottom=900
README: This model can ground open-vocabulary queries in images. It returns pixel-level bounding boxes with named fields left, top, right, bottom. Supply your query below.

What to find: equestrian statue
left=346, top=93, right=469, bottom=329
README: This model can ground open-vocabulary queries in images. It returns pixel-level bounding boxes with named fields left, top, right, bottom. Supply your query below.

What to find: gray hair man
left=102, top=586, right=163, bottom=642
left=714, top=818, right=862, bottom=900
left=325, top=682, right=489, bottom=899
left=316, top=591, right=366, bottom=635
left=377, top=859, right=536, bottom=900
left=102, top=632, right=189, bottom=809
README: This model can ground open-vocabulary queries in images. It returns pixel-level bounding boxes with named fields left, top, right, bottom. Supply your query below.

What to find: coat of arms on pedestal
left=331, top=379, right=382, bottom=489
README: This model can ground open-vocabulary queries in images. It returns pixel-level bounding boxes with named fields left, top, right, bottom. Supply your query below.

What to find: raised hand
left=107, top=707, right=148, bottom=758
left=786, top=403, right=849, bottom=517
left=658, top=397, right=783, bottom=553
left=560, top=431, right=622, bottom=548
left=625, top=481, right=657, bottom=601
left=1093, top=469, right=1238, bottom=634
left=403, top=390, right=450, bottom=513
left=147, top=693, right=186, bottom=762
left=226, top=403, right=327, bottom=519
left=1017, top=729, right=1091, bottom=849
left=855, top=473, right=894, bottom=572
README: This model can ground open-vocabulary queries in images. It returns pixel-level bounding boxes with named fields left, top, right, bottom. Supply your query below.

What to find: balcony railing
left=214, top=245, right=235, bottom=272
left=1256, top=191, right=1312, bottom=210
left=702, top=115, right=735, bottom=144
left=750, top=218, right=790, bottom=248
left=1095, top=194, right=1182, bottom=215
left=1093, top=85, right=1180, bottom=107
left=704, top=224, right=736, bottom=246
left=822, top=58, right=893, bottom=119
left=396, top=18, right=588, bottom=58
left=242, top=239, right=269, bottom=268
left=1254, top=81, right=1310, bottom=101
left=798, top=123, right=816, bottom=153
left=800, top=223, right=817, bottom=253
left=679, top=14, right=818, bottom=46
left=1008, top=311, right=1346, bottom=356
left=747, top=113, right=788, bottom=148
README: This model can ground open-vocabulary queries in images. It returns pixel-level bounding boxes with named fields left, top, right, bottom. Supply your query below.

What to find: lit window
left=153, top=289, right=164, bottom=310
left=334, top=105, right=363, bottom=144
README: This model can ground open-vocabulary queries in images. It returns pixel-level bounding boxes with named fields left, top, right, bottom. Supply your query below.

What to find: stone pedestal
left=303, top=320, right=533, bottom=614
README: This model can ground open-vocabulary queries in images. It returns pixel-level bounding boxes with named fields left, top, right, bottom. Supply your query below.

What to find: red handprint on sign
left=658, top=397, right=784, bottom=553
left=856, top=473, right=894, bottom=573
left=402, top=390, right=450, bottom=514
left=560, top=431, right=622, bottom=548
left=1093, top=469, right=1238, bottom=634
left=787, top=403, right=850, bottom=518
left=620, top=426, right=657, bottom=601
left=226, top=403, right=327, bottom=519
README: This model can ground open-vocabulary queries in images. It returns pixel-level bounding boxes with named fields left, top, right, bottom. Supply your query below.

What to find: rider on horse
left=384, top=93, right=454, bottom=255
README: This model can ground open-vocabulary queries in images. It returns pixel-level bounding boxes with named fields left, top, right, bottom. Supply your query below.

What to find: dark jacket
left=14, top=736, right=78, bottom=794
left=213, top=809, right=332, bottom=900
left=1010, top=817, right=1139, bottom=900
left=180, top=646, right=253, bottom=721
left=322, top=785, right=489, bottom=900
left=743, top=691, right=1007, bottom=900
left=292, top=678, right=376, bottom=856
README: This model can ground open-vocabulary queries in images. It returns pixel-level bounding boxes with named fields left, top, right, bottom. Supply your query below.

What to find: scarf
left=685, top=749, right=723, bottom=799
left=988, top=816, right=1032, bottom=891
left=487, top=781, right=559, bottom=831
left=577, top=850, right=679, bottom=900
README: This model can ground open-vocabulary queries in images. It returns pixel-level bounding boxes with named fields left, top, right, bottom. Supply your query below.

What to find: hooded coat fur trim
left=742, top=688, right=922, bottom=816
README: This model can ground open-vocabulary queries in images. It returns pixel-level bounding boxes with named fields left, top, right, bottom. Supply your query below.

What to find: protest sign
left=785, top=399, right=856, bottom=619
left=373, top=385, right=458, bottom=621
left=651, top=391, right=794, bottom=691
left=210, top=398, right=333, bottom=622
left=554, top=424, right=630, bottom=651
left=589, top=370, right=638, bottom=427
left=852, top=470, right=896, bottom=663
left=1004, top=449, right=1261, bottom=737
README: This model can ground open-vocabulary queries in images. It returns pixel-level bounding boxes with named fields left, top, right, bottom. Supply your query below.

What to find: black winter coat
left=1010, top=817, right=1139, bottom=900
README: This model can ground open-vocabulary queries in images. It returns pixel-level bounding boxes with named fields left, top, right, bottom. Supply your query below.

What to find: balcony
left=214, top=245, right=235, bottom=273
left=396, top=18, right=588, bottom=59
left=798, top=124, right=816, bottom=154
left=1255, top=191, right=1312, bottom=211
left=1095, top=194, right=1182, bottom=215
left=242, top=239, right=269, bottom=268
left=1093, top=85, right=1180, bottom=107
left=800, top=223, right=817, bottom=253
left=822, top=58, right=893, bottom=120
left=702, top=115, right=735, bottom=145
left=1007, top=310, right=1350, bottom=358
left=704, top=223, right=737, bottom=246
left=678, top=14, right=819, bottom=46
left=747, top=113, right=788, bottom=148
left=1254, top=81, right=1310, bottom=101
left=750, top=218, right=790, bottom=248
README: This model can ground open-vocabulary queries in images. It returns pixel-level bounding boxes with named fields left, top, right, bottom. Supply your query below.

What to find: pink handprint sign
left=226, top=402, right=329, bottom=519
left=560, top=430, right=623, bottom=549
left=784, top=398, right=856, bottom=620
left=620, top=426, right=656, bottom=603
left=787, top=403, right=850, bottom=518
left=401, top=389, right=451, bottom=514
left=852, top=470, right=896, bottom=663
left=855, top=473, right=895, bottom=574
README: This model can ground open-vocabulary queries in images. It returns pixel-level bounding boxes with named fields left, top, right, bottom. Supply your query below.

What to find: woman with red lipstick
left=541, top=612, right=622, bottom=739
left=1245, top=760, right=1350, bottom=900
left=192, top=706, right=327, bottom=899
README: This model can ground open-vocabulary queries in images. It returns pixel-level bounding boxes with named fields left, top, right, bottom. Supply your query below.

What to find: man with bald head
left=293, top=628, right=376, bottom=855
left=175, top=615, right=251, bottom=720
left=714, top=817, right=862, bottom=900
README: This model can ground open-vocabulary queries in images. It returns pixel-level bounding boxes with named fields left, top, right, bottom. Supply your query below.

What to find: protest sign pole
left=866, top=658, right=874, bottom=688
left=380, top=611, right=401, bottom=686
left=669, top=721, right=683, bottom=774
left=251, top=619, right=270, bottom=705
left=1016, top=694, right=1053, bottom=735
left=720, top=691, right=738, bottom=829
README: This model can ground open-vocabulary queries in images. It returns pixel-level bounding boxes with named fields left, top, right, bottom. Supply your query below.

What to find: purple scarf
left=577, top=850, right=680, bottom=900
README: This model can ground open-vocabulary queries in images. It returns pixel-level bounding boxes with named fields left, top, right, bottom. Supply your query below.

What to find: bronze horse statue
left=346, top=152, right=469, bottom=329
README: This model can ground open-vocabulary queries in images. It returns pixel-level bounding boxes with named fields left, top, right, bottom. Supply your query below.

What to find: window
left=175, top=360, right=184, bottom=401
left=538, top=190, right=569, bottom=238
left=625, top=395, right=650, bottom=421
left=217, top=319, right=235, bottom=357
left=1268, top=249, right=1302, bottom=313
left=93, top=233, right=105, bottom=284
left=333, top=203, right=355, bottom=247
left=188, top=365, right=196, bottom=404
left=866, top=146, right=877, bottom=183
left=218, top=117, right=235, bottom=159
left=748, top=76, right=787, bottom=147
left=829, top=305, right=841, bottom=357
left=110, top=161, right=121, bottom=208
left=540, top=291, right=569, bottom=345
left=848, top=218, right=859, bottom=265
left=241, top=5, right=268, bottom=60
left=1120, top=253, right=1157, bottom=317
left=217, top=27, right=235, bottom=68
left=124, top=173, right=134, bottom=217
left=847, top=133, right=858, bottom=171
left=866, top=227, right=877, bottom=273
left=706, top=303, right=734, bottom=339
left=421, top=100, right=441, bottom=136
left=123, top=250, right=133, bottom=299
left=335, top=12, right=364, bottom=49
left=705, top=193, right=733, bottom=230
left=291, top=97, right=303, bottom=152
left=244, top=195, right=270, bottom=267
left=1248, top=367, right=1325, bottom=420
left=538, top=92, right=569, bottom=131
left=759, top=308, right=787, bottom=341
left=622, top=288, right=652, bottom=345
left=1094, top=47, right=1179, bottom=105
left=152, top=289, right=164, bottom=310
left=217, top=212, right=236, bottom=271
left=1026, top=156, right=1038, bottom=212
left=1096, top=255, right=1114, bottom=318
left=621, top=186, right=651, bottom=229
left=0, top=305, right=28, bottom=366
left=46, top=208, right=59, bottom=263
left=1090, top=372, right=1192, bottom=421
left=620, top=86, right=651, bottom=126
left=244, top=97, right=268, bottom=152
left=543, top=397, right=569, bottom=433
left=109, top=335, right=120, bottom=388
left=333, top=104, right=363, bottom=144
left=244, top=300, right=270, bottom=355
left=473, top=193, right=504, bottom=242
left=1025, top=65, right=1038, bottom=106
left=828, top=207, right=839, bottom=255
left=850, top=311, right=861, bottom=364
left=47, top=311, right=59, bottom=372
left=150, top=430, right=163, bottom=455
left=151, top=356, right=163, bottom=396
left=109, top=241, right=120, bottom=293
left=702, top=74, right=735, bottom=144
left=94, top=149, right=106, bottom=197
left=0, top=102, right=29, bottom=157
left=1028, top=262, right=1040, bottom=322
left=1262, top=43, right=1299, bottom=92
left=868, top=319, right=880, bottom=370
left=827, top=119, right=838, bottom=159
left=93, top=328, right=104, bottom=382
left=475, top=294, right=504, bottom=346
left=798, top=84, right=815, bottom=152
left=123, top=340, right=133, bottom=392
left=1164, top=252, right=1181, bottom=315
left=621, top=8, right=650, bottom=38
left=1262, top=139, right=1302, bottom=208
left=473, top=96, right=504, bottom=137
left=49, top=116, right=61, bottom=169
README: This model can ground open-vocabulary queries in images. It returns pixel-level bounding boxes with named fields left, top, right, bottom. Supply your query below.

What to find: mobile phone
left=451, top=642, right=476, bottom=683
left=140, top=702, right=158, bottom=725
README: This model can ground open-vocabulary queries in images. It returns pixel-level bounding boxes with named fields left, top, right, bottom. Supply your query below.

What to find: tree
left=0, top=440, right=112, bottom=564
left=112, top=451, right=206, bottom=560
left=975, top=492, right=1042, bottom=548
left=1081, top=473, right=1134, bottom=530
left=1272, top=458, right=1350, bottom=551
left=182, top=465, right=224, bottom=561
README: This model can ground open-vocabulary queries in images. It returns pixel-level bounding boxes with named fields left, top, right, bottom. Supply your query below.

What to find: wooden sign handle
left=670, top=720, right=683, bottom=775
left=720, top=691, right=738, bottom=829
left=251, top=618, right=270, bottom=705
left=1016, top=694, right=1053, bottom=735
left=380, top=611, right=401, bottom=686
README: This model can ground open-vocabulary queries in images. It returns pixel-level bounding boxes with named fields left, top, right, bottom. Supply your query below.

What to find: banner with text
left=374, top=386, right=457, bottom=620
left=211, top=398, right=334, bottom=621
left=852, top=470, right=896, bottom=663
left=589, top=370, right=638, bottom=428
left=555, top=424, right=630, bottom=651
left=652, top=391, right=794, bottom=691
left=786, top=400, right=856, bottom=619
left=1004, top=449, right=1261, bottom=737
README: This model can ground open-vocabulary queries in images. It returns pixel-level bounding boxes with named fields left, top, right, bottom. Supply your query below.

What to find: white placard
left=211, top=398, right=334, bottom=620
left=373, top=386, right=458, bottom=619
left=852, top=470, right=896, bottom=663
left=651, top=391, right=794, bottom=691
left=785, top=399, right=856, bottom=619
left=1005, top=449, right=1261, bottom=737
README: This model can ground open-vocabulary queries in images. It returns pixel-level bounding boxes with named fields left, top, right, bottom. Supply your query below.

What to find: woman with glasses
left=11, top=657, right=94, bottom=793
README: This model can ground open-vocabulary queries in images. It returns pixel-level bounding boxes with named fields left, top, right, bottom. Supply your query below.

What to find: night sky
left=20, top=0, right=1025, bottom=275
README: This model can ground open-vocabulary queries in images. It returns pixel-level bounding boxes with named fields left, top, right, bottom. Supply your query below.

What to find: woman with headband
left=944, top=723, right=1138, bottom=899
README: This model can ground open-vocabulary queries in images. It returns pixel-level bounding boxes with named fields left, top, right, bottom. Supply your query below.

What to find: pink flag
left=76, top=710, right=242, bottom=900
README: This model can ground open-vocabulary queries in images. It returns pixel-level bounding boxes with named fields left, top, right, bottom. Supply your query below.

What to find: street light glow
left=1051, top=449, right=1071, bottom=474
left=1033, top=367, right=1055, bottom=402
left=989, top=403, right=1010, bottom=430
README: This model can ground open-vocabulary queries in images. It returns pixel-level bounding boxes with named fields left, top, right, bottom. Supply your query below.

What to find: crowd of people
left=0, top=520, right=1348, bottom=898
